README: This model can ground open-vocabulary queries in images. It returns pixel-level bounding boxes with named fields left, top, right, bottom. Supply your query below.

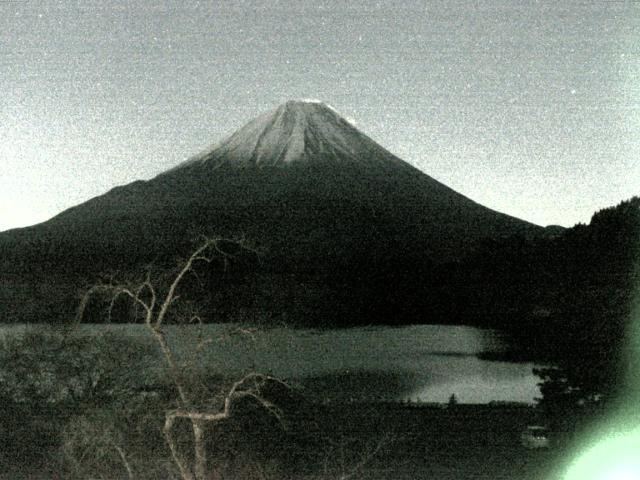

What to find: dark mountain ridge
left=0, top=100, right=543, bottom=324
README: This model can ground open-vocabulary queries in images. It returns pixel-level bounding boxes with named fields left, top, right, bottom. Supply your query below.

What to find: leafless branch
left=320, top=432, right=394, bottom=480
left=113, top=444, right=135, bottom=480
left=76, top=237, right=280, bottom=480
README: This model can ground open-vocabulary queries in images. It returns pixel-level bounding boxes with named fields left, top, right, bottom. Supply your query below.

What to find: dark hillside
left=0, top=101, right=541, bottom=325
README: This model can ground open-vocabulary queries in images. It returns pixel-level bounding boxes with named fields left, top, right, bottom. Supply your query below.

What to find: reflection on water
left=1, top=323, right=541, bottom=404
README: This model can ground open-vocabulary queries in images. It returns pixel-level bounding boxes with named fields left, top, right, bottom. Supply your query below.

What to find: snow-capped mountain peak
left=178, top=100, right=404, bottom=170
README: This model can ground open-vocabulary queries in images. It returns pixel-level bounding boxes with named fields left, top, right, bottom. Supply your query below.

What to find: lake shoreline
left=0, top=322, right=543, bottom=404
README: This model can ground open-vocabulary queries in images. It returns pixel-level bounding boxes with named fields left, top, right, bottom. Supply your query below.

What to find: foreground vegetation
left=2, top=196, right=636, bottom=478
left=0, top=327, right=560, bottom=479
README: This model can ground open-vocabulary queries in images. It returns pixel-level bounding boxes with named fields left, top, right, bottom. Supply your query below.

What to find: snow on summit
left=178, top=100, right=404, bottom=170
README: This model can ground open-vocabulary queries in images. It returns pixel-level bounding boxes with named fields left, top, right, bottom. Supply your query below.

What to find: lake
left=0, top=323, right=542, bottom=404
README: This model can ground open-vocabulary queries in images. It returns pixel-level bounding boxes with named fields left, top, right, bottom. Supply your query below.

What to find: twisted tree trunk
left=79, top=238, right=282, bottom=480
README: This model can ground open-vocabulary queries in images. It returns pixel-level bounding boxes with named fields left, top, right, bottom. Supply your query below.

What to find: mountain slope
left=177, top=99, right=412, bottom=169
left=0, top=100, right=543, bottom=324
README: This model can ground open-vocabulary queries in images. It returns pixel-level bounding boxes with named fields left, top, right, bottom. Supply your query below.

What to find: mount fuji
left=177, top=99, right=411, bottom=169
left=0, top=100, right=542, bottom=324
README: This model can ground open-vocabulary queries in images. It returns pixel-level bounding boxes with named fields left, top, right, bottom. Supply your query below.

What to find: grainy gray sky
left=1, top=0, right=638, bottom=231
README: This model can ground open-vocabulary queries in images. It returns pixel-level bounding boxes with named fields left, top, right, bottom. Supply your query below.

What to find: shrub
left=0, top=326, right=158, bottom=465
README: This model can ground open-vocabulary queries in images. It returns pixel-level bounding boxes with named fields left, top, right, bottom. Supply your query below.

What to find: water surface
left=1, top=323, right=541, bottom=404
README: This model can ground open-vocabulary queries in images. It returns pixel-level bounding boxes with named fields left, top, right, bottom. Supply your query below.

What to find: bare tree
left=77, top=237, right=286, bottom=480
left=63, top=412, right=135, bottom=480
left=318, top=433, right=394, bottom=480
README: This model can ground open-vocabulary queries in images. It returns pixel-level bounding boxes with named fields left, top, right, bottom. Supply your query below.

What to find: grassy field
left=1, top=402, right=568, bottom=480
left=283, top=402, right=563, bottom=480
